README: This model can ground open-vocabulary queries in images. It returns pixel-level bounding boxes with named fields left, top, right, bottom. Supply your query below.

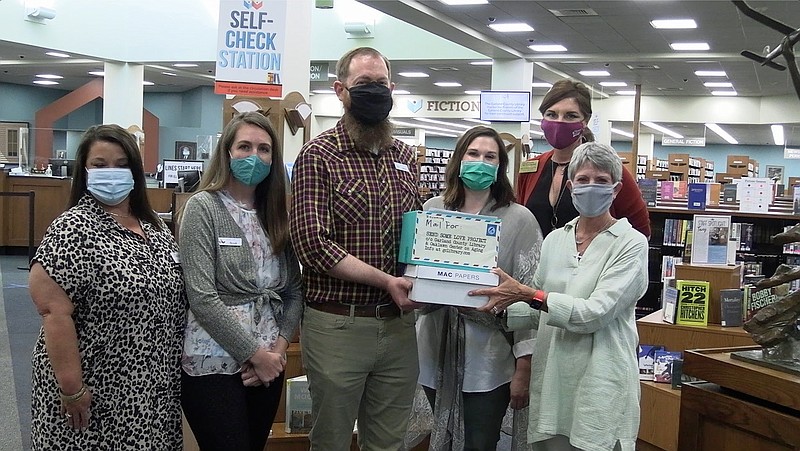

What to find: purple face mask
left=540, top=119, right=585, bottom=149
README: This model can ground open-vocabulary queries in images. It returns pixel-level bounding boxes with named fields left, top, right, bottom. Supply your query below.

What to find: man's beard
left=342, top=112, right=394, bottom=152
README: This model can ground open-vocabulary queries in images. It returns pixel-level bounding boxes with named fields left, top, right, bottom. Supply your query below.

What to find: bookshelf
left=417, top=146, right=452, bottom=201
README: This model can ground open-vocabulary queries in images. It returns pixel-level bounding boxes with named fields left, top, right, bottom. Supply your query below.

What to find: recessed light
left=529, top=44, right=567, bottom=52
left=161, top=72, right=178, bottom=77
left=434, top=82, right=462, bottom=87
left=616, top=90, right=636, bottom=95
left=706, top=123, right=738, bottom=144
left=45, top=51, right=70, bottom=58
left=600, top=81, right=627, bottom=87
left=531, top=82, right=553, bottom=88
left=488, top=23, right=534, bottom=33
left=670, top=42, right=710, bottom=51
left=611, top=128, right=635, bottom=138
left=398, top=72, right=429, bottom=78
left=88, top=71, right=105, bottom=76
left=650, top=19, right=697, bottom=29
left=438, top=0, right=488, bottom=5
left=33, top=80, right=59, bottom=85
left=579, top=70, right=610, bottom=77
left=173, top=63, right=199, bottom=68
left=143, top=81, right=155, bottom=86
left=393, top=89, right=410, bottom=95
left=464, top=90, right=481, bottom=95
left=771, top=124, right=785, bottom=146
left=711, top=90, right=737, bottom=96
left=704, top=82, right=732, bottom=88
left=470, top=61, right=493, bottom=66
left=695, top=70, right=727, bottom=77
left=312, top=89, right=335, bottom=94
left=36, top=74, right=63, bottom=79
left=530, top=130, right=544, bottom=136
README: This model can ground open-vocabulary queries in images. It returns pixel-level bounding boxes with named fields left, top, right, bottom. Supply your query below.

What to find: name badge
left=394, top=162, right=410, bottom=173
left=170, top=251, right=181, bottom=264
left=218, top=237, right=242, bottom=246
left=519, top=160, right=539, bottom=173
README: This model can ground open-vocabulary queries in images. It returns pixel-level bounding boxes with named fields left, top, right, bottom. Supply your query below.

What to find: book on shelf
left=723, top=183, right=737, bottom=203
left=682, top=230, right=693, bottom=264
left=793, top=184, right=800, bottom=214
left=285, top=375, right=312, bottom=434
left=708, top=182, right=721, bottom=206
left=727, top=222, right=741, bottom=266
left=676, top=279, right=710, bottom=326
left=687, top=183, right=708, bottom=210
left=639, top=178, right=657, bottom=207
left=653, top=350, right=683, bottom=383
left=662, top=282, right=678, bottom=324
left=674, top=180, right=688, bottom=199
left=660, top=180, right=674, bottom=201
left=638, top=344, right=665, bottom=381
left=719, top=288, right=743, bottom=327
left=690, top=214, right=732, bottom=265
left=738, top=223, right=754, bottom=251
left=744, top=283, right=790, bottom=323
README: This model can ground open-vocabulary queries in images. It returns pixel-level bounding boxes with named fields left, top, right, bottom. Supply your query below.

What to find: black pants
left=181, top=369, right=285, bottom=451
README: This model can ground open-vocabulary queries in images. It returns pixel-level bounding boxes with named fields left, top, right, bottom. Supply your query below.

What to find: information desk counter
left=0, top=172, right=71, bottom=247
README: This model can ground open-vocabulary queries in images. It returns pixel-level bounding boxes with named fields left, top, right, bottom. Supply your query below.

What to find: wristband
left=60, top=383, right=87, bottom=405
left=530, top=290, right=545, bottom=310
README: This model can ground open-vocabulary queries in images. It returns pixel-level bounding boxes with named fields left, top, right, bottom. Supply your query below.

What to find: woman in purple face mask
left=516, top=79, right=650, bottom=238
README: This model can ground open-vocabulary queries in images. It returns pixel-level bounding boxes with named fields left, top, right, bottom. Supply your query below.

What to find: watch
left=529, top=290, right=545, bottom=310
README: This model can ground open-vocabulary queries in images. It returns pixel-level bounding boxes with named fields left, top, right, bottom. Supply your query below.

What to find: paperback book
left=638, top=345, right=665, bottom=381
left=285, top=375, right=312, bottom=434
left=639, top=178, right=658, bottom=207
left=653, top=350, right=683, bottom=383
left=676, top=279, right=710, bottom=326
left=719, top=288, right=743, bottom=327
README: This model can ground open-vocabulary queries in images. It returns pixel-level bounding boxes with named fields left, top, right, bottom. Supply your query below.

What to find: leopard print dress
left=30, top=194, right=186, bottom=450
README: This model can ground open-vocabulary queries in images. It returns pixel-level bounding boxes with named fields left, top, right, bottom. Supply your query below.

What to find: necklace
left=107, top=210, right=132, bottom=219
left=575, top=217, right=616, bottom=245
left=550, top=159, right=569, bottom=229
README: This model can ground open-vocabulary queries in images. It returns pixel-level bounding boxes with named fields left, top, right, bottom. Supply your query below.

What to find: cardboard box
left=404, top=264, right=498, bottom=307
left=646, top=170, right=670, bottom=181
left=675, top=263, right=741, bottom=325
left=399, top=210, right=500, bottom=271
left=715, top=172, right=740, bottom=184
left=285, top=376, right=312, bottom=434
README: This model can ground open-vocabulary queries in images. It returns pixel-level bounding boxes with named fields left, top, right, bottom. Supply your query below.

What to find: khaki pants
left=301, top=306, right=418, bottom=451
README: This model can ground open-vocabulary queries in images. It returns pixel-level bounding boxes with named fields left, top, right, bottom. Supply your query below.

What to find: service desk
left=0, top=172, right=71, bottom=247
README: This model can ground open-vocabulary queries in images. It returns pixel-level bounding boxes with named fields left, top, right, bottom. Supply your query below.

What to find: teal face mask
left=230, top=154, right=271, bottom=186
left=459, top=160, right=498, bottom=191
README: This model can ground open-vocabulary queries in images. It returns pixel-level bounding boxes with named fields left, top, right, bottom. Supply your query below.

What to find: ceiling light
left=530, top=130, right=544, bottom=136
left=610, top=128, right=634, bottom=138
left=529, top=44, right=567, bottom=52
left=470, top=61, right=493, bottom=66
left=393, top=89, right=410, bottom=95
left=642, top=121, right=683, bottom=139
left=434, top=82, right=462, bottom=87
left=391, top=120, right=463, bottom=134
left=88, top=71, right=105, bottom=76
left=327, top=73, right=336, bottom=78
left=143, top=81, right=155, bottom=86
left=706, top=123, right=738, bottom=144
left=464, top=118, right=491, bottom=125
left=600, top=81, right=627, bottom=87
left=711, top=90, right=737, bottom=96
left=33, top=80, right=59, bottom=85
left=695, top=70, right=727, bottom=77
left=650, top=19, right=697, bottom=29
left=438, top=0, right=488, bottom=5
left=464, top=90, right=481, bottom=95
left=530, top=120, right=541, bottom=126
left=772, top=125, right=785, bottom=145
left=398, top=72, right=429, bottom=78
left=162, top=72, right=178, bottom=77
left=488, top=23, right=534, bottom=33
left=26, top=6, right=57, bottom=21
left=312, top=89, right=335, bottom=94
left=36, top=74, right=63, bottom=79
left=426, top=131, right=460, bottom=137
left=415, top=118, right=473, bottom=129
left=173, top=63, right=198, bottom=68
left=579, top=70, right=610, bottom=76
left=45, top=51, right=70, bottom=58
left=670, top=42, right=710, bottom=51
left=616, top=90, right=636, bottom=95
left=344, top=21, right=373, bottom=37
left=531, top=82, right=552, bottom=88
left=704, top=82, right=732, bottom=88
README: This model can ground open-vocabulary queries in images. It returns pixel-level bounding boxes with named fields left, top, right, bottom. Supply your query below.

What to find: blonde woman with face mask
left=472, top=142, right=649, bottom=451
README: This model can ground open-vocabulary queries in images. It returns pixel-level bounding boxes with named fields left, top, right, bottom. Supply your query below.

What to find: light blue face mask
left=86, top=168, right=134, bottom=206
left=230, top=154, right=271, bottom=186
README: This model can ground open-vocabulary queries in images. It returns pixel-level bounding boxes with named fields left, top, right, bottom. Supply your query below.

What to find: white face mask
left=570, top=183, right=618, bottom=217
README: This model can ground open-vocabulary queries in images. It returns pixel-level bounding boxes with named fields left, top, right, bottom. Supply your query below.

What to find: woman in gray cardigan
left=179, top=112, right=303, bottom=451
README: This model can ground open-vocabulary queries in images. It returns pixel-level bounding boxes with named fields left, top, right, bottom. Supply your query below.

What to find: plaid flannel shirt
left=289, top=120, right=422, bottom=305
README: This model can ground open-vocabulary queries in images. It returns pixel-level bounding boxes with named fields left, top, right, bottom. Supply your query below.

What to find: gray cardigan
left=179, top=191, right=304, bottom=363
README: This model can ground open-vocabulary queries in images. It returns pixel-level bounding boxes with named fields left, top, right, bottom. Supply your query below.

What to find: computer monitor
left=177, top=170, right=202, bottom=193
left=49, top=159, right=76, bottom=177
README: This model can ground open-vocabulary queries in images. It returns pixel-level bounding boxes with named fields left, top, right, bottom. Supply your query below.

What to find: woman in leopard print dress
left=28, top=124, right=186, bottom=450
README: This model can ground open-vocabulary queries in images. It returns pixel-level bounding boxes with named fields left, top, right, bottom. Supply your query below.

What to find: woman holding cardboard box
left=472, top=142, right=649, bottom=451
left=416, top=126, right=543, bottom=451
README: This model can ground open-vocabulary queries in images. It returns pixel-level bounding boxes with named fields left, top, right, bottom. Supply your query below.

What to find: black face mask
left=346, top=82, right=393, bottom=125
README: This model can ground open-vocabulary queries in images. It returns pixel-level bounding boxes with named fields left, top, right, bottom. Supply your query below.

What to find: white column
left=490, top=59, right=534, bottom=187
left=281, top=0, right=312, bottom=164
left=102, top=62, right=143, bottom=128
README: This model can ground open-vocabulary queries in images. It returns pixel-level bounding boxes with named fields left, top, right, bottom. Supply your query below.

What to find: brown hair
left=335, top=47, right=392, bottom=83
left=198, top=112, right=289, bottom=254
left=539, top=79, right=595, bottom=142
left=442, top=126, right=515, bottom=212
left=70, top=124, right=161, bottom=229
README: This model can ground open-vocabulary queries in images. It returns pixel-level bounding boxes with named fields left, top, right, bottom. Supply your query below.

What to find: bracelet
left=60, top=383, right=87, bottom=405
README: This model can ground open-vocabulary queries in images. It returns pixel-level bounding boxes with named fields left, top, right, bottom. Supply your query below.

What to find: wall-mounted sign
left=784, top=147, right=800, bottom=159
left=310, top=62, right=329, bottom=81
left=393, top=127, right=416, bottom=137
left=662, top=137, right=706, bottom=146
